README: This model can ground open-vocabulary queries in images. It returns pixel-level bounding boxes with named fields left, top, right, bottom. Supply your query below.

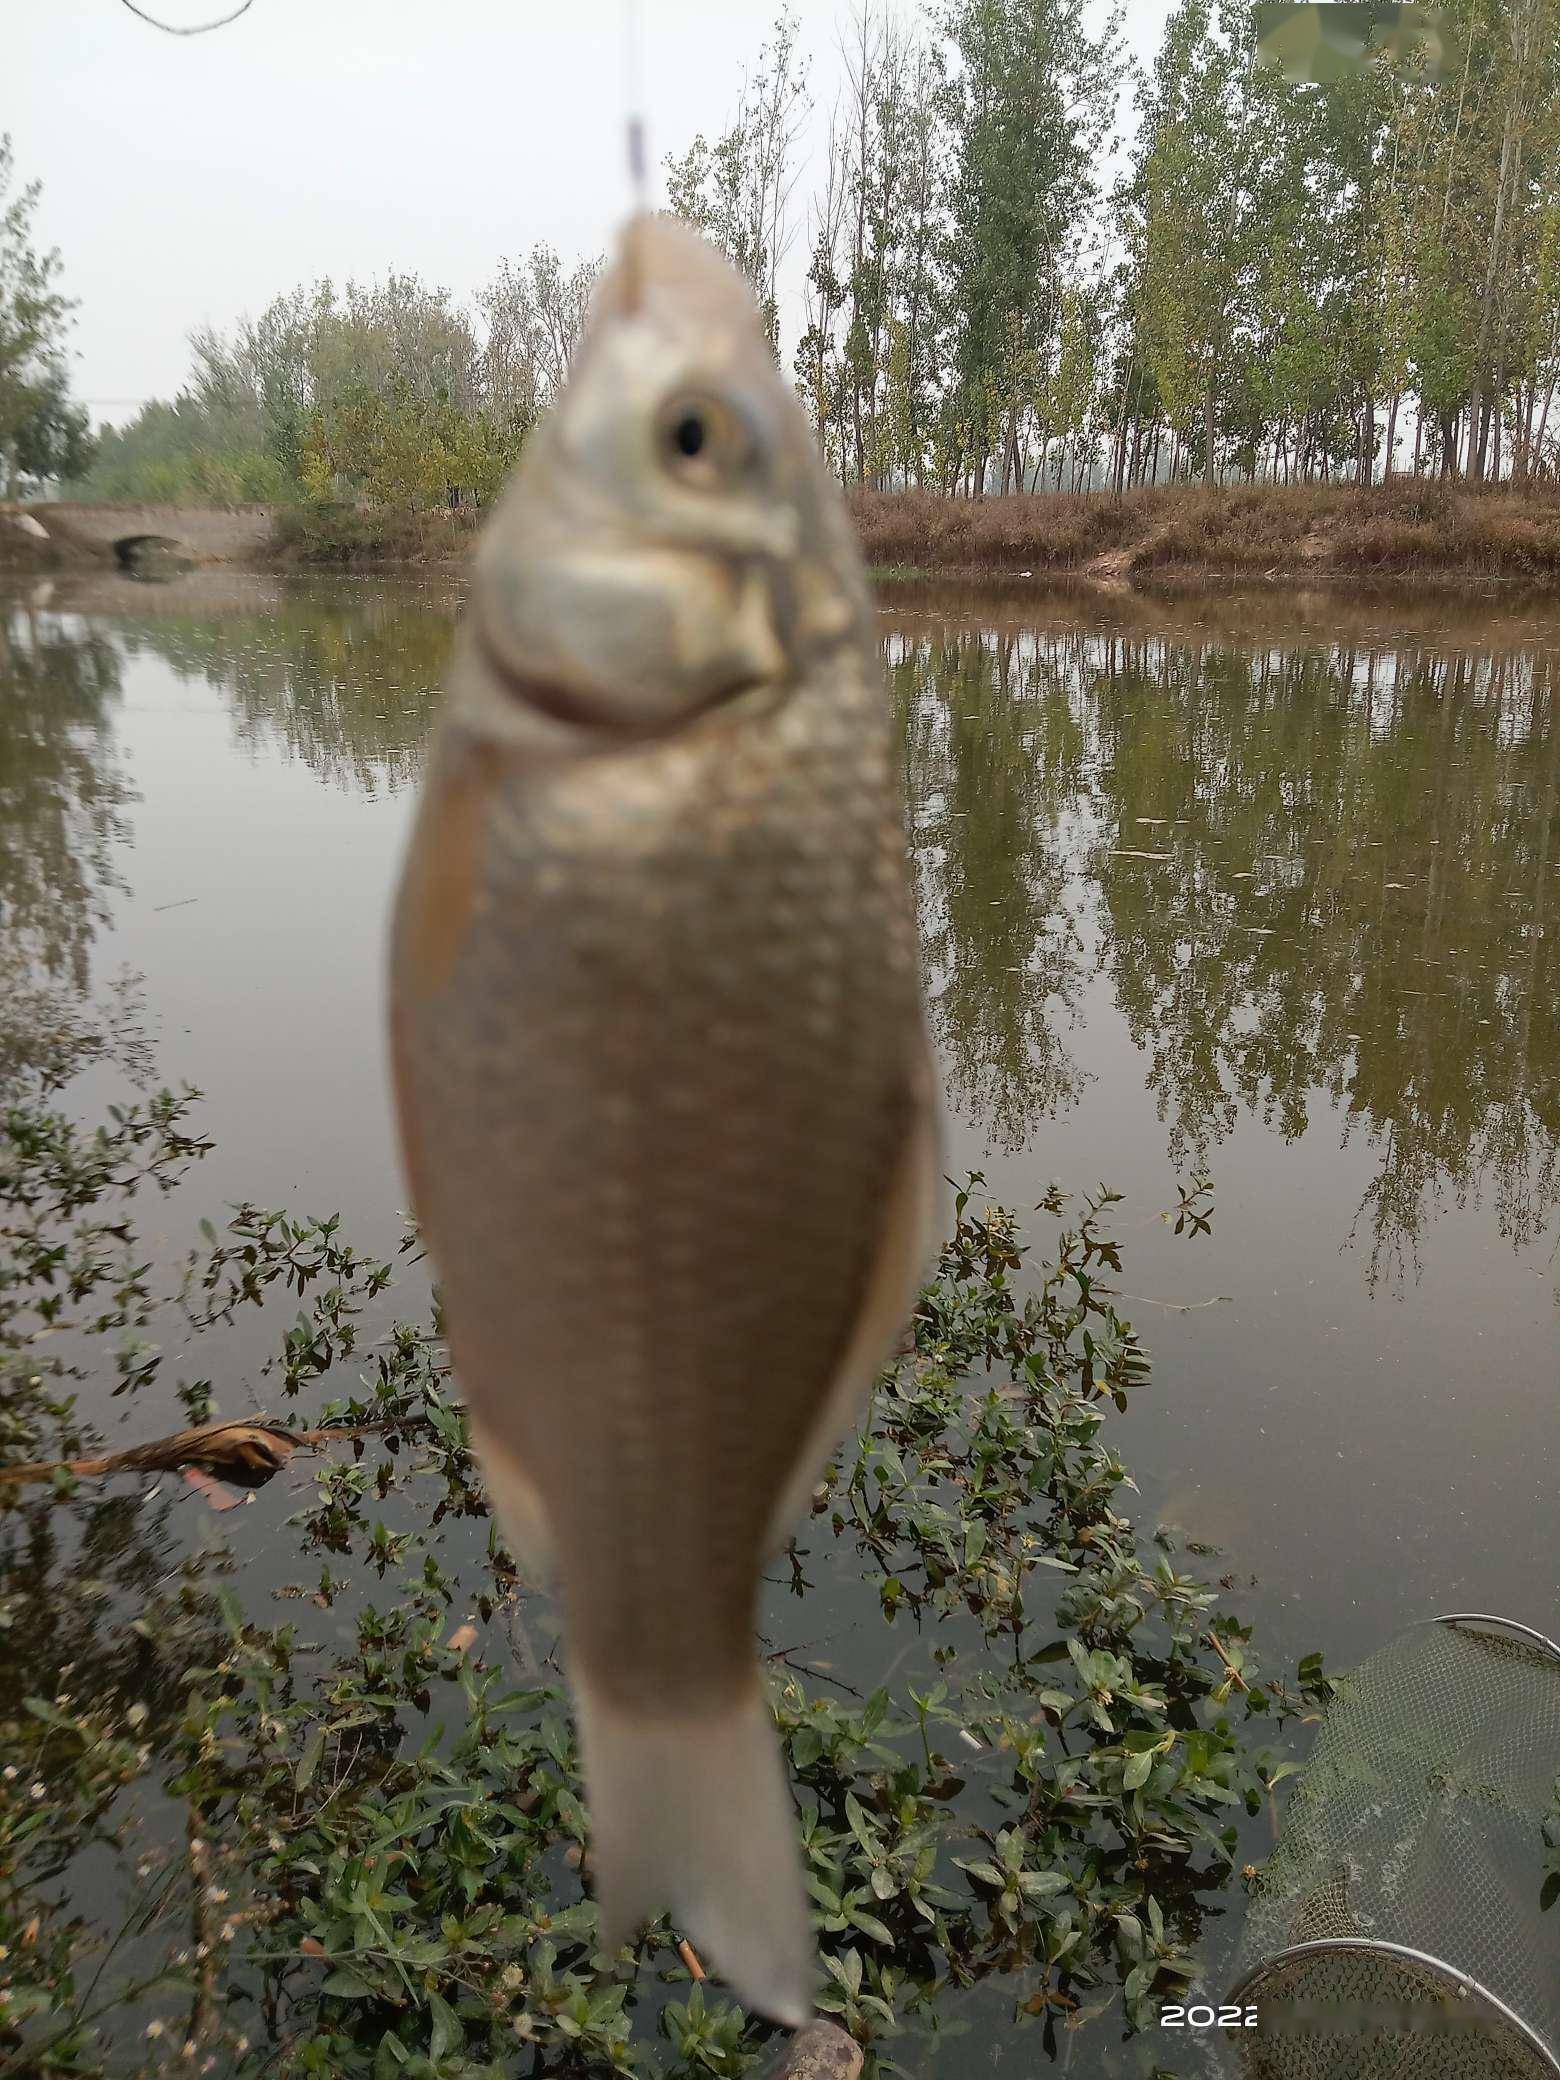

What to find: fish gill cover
left=1253, top=4, right=1460, bottom=84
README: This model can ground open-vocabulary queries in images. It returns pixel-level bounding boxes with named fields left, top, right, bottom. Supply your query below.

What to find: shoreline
left=6, top=480, right=1560, bottom=592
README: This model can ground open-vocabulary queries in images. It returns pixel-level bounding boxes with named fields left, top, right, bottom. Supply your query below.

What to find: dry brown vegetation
left=850, top=480, right=1560, bottom=584
left=10, top=481, right=1560, bottom=587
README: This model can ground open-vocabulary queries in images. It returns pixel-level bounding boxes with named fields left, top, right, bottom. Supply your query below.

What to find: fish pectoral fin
left=763, top=1069, right=941, bottom=1555
left=574, top=1664, right=814, bottom=2028
left=465, top=1410, right=554, bottom=1577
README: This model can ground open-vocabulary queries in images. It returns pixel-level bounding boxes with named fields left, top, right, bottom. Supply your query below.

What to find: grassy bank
left=268, top=501, right=483, bottom=567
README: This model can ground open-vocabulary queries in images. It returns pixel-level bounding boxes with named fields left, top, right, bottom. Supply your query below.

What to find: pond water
left=1, top=569, right=1556, bottom=2069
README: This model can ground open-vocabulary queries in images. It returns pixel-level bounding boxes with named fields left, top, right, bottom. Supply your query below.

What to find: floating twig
left=1205, top=1630, right=1250, bottom=1693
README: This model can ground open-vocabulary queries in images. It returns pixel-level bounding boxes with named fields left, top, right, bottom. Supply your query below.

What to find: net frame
left=1224, top=1612, right=1560, bottom=2080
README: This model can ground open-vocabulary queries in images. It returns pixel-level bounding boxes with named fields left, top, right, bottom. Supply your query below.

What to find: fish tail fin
left=574, top=1666, right=814, bottom=2028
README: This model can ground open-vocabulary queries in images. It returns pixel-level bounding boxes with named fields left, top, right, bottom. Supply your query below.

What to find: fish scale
left=438, top=749, right=902, bottom=1689
left=389, top=213, right=937, bottom=2027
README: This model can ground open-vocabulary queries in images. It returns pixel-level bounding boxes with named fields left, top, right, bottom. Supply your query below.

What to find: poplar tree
left=939, top=0, right=1122, bottom=496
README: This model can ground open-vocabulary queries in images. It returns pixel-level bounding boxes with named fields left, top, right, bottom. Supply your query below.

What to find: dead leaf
left=446, top=1623, right=478, bottom=1653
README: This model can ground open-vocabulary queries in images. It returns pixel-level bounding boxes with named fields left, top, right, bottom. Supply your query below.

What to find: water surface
left=1, top=569, right=1555, bottom=2060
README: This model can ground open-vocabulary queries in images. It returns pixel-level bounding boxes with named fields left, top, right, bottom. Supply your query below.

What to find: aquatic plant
left=0, top=1033, right=1330, bottom=2076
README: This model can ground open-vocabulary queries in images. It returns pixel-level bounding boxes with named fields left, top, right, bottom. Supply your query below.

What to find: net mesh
left=1226, top=1617, right=1560, bottom=2080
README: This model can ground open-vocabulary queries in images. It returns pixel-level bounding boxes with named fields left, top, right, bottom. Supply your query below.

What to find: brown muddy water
left=0, top=571, right=1556, bottom=2069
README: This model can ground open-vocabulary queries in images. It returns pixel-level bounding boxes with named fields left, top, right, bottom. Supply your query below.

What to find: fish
left=387, top=213, right=940, bottom=2027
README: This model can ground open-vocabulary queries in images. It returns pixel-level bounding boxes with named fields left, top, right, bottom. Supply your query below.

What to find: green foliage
left=0, top=134, right=86, bottom=496
left=0, top=994, right=1331, bottom=2071
left=939, top=0, right=1123, bottom=494
left=1114, top=0, right=1560, bottom=486
left=790, top=0, right=1560, bottom=490
left=1, top=1080, right=214, bottom=1468
left=68, top=248, right=598, bottom=513
left=663, top=9, right=810, bottom=354
left=11, top=359, right=95, bottom=489
left=74, top=395, right=289, bottom=504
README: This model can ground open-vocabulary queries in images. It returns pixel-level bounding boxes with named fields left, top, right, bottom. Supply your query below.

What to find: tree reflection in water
left=891, top=596, right=1557, bottom=1288
left=0, top=596, right=135, bottom=997
left=3, top=576, right=1554, bottom=1291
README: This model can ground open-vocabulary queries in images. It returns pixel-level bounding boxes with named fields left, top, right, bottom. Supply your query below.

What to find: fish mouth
left=472, top=613, right=788, bottom=740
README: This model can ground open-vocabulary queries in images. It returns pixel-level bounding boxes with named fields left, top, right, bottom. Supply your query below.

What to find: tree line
left=68, top=249, right=600, bottom=508
left=773, top=0, right=1560, bottom=493
left=10, top=0, right=1560, bottom=506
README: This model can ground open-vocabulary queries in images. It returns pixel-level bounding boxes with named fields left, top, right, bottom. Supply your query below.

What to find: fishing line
left=623, top=0, right=648, bottom=212
left=621, top=0, right=649, bottom=311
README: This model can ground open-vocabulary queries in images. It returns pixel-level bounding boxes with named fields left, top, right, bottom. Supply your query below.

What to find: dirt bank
left=849, top=479, right=1560, bottom=586
left=8, top=480, right=1560, bottom=588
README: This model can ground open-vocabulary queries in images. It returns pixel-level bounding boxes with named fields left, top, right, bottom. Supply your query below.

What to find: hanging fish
left=387, top=214, right=940, bottom=2026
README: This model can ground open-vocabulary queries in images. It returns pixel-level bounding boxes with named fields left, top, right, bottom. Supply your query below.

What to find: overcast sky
left=14, top=0, right=1174, bottom=425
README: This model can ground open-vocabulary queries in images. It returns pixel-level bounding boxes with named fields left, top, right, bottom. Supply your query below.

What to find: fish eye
left=672, top=411, right=706, bottom=458
left=657, top=391, right=759, bottom=487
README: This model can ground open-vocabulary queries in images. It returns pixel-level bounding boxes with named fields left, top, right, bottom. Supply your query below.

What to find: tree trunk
left=1439, top=406, right=1460, bottom=478
left=1469, top=3, right=1531, bottom=486
left=1110, top=372, right=1131, bottom=497
left=1204, top=379, right=1216, bottom=485
left=1384, top=391, right=1400, bottom=481
left=1535, top=370, right=1557, bottom=475
left=1473, top=389, right=1493, bottom=482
